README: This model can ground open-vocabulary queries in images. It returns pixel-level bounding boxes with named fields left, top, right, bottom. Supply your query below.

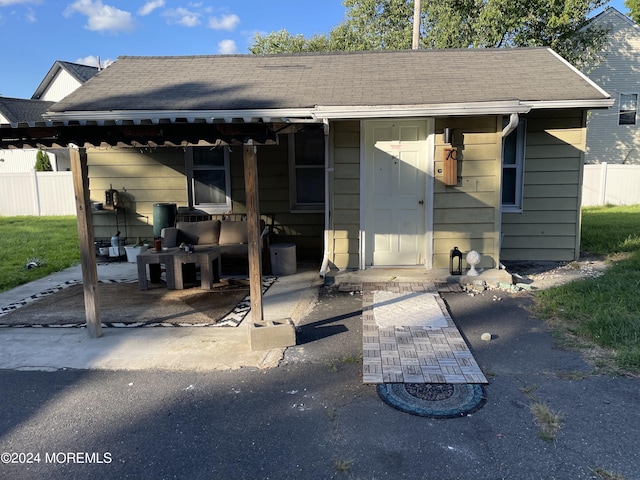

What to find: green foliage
left=626, top=0, right=640, bottom=24
left=35, top=149, right=52, bottom=172
left=0, top=216, right=80, bottom=292
left=249, top=29, right=333, bottom=54
left=534, top=205, right=640, bottom=372
left=249, top=0, right=608, bottom=68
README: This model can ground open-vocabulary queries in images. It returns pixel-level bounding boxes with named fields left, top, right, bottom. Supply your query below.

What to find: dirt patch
left=501, top=255, right=610, bottom=290
left=1, top=280, right=250, bottom=326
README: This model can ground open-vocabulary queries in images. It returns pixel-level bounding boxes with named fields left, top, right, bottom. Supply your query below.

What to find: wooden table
left=137, top=248, right=178, bottom=291
left=171, top=246, right=221, bottom=290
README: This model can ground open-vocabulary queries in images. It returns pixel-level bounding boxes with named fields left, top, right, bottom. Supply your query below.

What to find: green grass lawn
left=2, top=208, right=640, bottom=373
left=0, top=216, right=80, bottom=293
left=534, top=205, right=640, bottom=373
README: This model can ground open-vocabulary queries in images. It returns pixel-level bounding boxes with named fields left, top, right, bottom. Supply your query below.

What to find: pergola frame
left=1, top=121, right=291, bottom=338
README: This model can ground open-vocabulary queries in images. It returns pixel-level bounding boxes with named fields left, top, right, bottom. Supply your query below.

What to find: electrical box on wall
left=443, top=147, right=458, bottom=186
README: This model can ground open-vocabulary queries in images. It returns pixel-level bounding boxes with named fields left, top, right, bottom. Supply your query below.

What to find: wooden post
left=70, top=147, right=102, bottom=338
left=412, top=0, right=421, bottom=49
left=243, top=141, right=264, bottom=322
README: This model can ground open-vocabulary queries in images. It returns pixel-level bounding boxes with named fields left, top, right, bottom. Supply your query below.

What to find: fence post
left=600, top=162, right=608, bottom=206
left=31, top=170, right=42, bottom=216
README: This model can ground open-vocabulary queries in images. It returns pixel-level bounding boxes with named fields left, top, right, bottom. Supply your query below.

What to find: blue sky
left=0, top=0, right=628, bottom=99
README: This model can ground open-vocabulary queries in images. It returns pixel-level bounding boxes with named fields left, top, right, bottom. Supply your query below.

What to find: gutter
left=43, top=96, right=613, bottom=126
left=319, top=118, right=331, bottom=279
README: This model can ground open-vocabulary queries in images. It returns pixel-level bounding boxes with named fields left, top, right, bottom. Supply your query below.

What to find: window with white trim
left=619, top=93, right=638, bottom=125
left=186, top=146, right=231, bottom=213
left=289, top=127, right=325, bottom=212
left=502, top=119, right=526, bottom=212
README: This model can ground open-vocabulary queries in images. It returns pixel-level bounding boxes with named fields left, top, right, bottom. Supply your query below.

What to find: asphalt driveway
left=0, top=285, right=638, bottom=479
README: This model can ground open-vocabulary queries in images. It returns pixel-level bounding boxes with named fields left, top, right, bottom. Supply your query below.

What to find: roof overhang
left=1, top=97, right=613, bottom=149
left=40, top=98, right=613, bottom=127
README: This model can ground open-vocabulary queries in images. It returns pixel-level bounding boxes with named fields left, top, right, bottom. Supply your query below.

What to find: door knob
left=418, top=200, right=424, bottom=205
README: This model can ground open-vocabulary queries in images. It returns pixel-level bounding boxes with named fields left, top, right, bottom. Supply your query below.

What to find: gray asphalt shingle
left=49, top=48, right=609, bottom=114
left=0, top=97, right=55, bottom=124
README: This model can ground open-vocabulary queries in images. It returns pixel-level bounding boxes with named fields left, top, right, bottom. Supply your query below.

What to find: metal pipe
left=319, top=118, right=331, bottom=278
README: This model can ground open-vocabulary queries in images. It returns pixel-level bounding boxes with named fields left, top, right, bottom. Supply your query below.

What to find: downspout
left=498, top=113, right=519, bottom=269
left=319, top=118, right=331, bottom=278
left=502, top=113, right=519, bottom=138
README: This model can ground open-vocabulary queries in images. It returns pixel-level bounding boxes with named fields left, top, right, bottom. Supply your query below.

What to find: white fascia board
left=521, top=99, right=615, bottom=109
left=44, top=98, right=613, bottom=126
left=43, top=108, right=319, bottom=124
left=314, top=101, right=530, bottom=119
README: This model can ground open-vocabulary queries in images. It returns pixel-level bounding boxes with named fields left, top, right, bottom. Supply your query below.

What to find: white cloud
left=218, top=39, right=237, bottom=54
left=163, top=7, right=200, bottom=27
left=25, top=7, right=36, bottom=22
left=138, top=0, right=164, bottom=16
left=75, top=55, right=114, bottom=69
left=208, top=13, right=239, bottom=31
left=65, top=0, right=134, bottom=33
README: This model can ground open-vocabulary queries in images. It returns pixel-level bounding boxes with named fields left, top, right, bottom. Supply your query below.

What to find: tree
left=35, top=150, right=52, bottom=172
left=625, top=0, right=640, bottom=24
left=249, top=0, right=608, bottom=69
left=249, top=29, right=333, bottom=54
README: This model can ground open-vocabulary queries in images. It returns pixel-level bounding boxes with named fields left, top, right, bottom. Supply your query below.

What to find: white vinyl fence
left=0, top=171, right=75, bottom=216
left=582, top=163, right=640, bottom=207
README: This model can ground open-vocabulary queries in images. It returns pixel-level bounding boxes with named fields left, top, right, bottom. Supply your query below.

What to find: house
left=31, top=60, right=100, bottom=103
left=1, top=48, right=612, bottom=273
left=0, top=97, right=55, bottom=172
left=585, top=7, right=640, bottom=164
left=0, top=61, right=98, bottom=173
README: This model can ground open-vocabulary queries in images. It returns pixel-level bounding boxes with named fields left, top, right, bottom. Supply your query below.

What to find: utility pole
left=412, top=0, right=421, bottom=49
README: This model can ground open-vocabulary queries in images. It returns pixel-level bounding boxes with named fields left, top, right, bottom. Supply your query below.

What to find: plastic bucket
left=270, top=243, right=297, bottom=276
left=124, top=245, right=146, bottom=263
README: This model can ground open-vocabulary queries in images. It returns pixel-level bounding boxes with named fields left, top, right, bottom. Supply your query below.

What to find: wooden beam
left=70, top=147, right=102, bottom=338
left=243, top=141, right=264, bottom=322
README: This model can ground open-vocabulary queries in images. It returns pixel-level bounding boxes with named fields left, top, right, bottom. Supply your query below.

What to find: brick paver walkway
left=351, top=281, right=487, bottom=384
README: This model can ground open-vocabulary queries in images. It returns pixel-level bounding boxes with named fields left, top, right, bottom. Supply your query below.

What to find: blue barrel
left=153, top=203, right=177, bottom=238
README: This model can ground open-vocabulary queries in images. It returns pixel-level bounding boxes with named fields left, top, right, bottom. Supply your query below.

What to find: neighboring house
left=0, top=61, right=98, bottom=173
left=0, top=48, right=612, bottom=271
left=31, top=60, right=100, bottom=102
left=585, top=7, right=640, bottom=164
left=0, top=97, right=57, bottom=172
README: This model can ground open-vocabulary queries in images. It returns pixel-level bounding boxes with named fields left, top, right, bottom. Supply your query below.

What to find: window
left=619, top=94, right=638, bottom=125
left=186, top=146, right=231, bottom=213
left=289, top=127, right=325, bottom=211
left=502, top=119, right=526, bottom=212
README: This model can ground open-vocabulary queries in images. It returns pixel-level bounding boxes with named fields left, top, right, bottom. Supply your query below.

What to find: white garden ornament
left=466, top=250, right=481, bottom=276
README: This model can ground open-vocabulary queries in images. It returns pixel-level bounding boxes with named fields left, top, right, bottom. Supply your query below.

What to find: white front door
left=364, top=119, right=432, bottom=266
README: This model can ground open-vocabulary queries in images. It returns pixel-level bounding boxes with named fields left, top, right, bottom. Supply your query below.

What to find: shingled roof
left=0, top=97, right=55, bottom=125
left=31, top=61, right=99, bottom=102
left=47, top=48, right=610, bottom=124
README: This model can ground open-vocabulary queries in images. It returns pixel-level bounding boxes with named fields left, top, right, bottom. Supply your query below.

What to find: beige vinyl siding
left=89, top=142, right=324, bottom=258
left=432, top=117, right=501, bottom=269
left=329, top=121, right=361, bottom=269
left=585, top=10, right=640, bottom=164
left=501, top=110, right=585, bottom=261
left=230, top=140, right=324, bottom=261
left=89, top=147, right=186, bottom=243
